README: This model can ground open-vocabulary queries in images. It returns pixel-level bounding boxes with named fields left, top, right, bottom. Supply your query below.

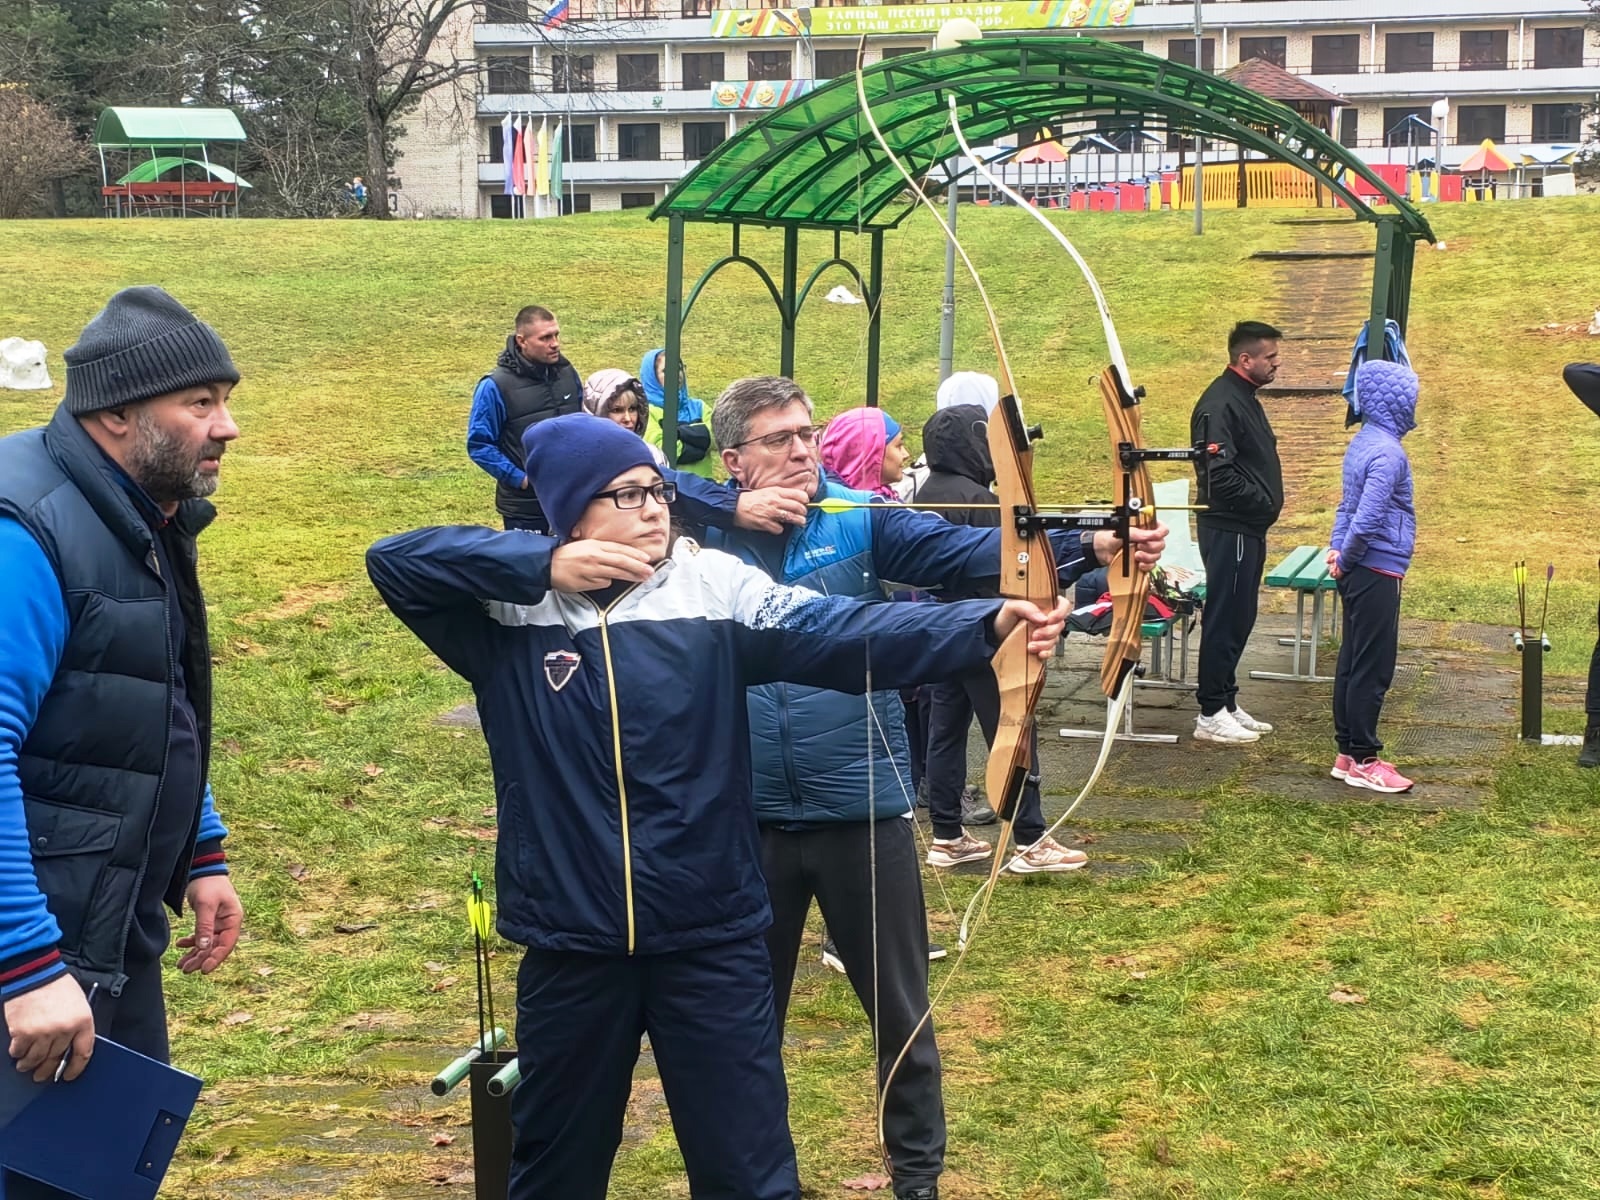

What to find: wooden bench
left=1248, top=544, right=1339, bottom=684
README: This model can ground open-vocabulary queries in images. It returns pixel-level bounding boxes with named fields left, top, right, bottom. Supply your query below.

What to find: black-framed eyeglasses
left=592, top=481, right=677, bottom=510
left=730, top=425, right=820, bottom=453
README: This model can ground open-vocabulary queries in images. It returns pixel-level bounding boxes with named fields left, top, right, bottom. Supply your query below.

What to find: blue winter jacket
left=1330, top=359, right=1417, bottom=577
left=701, top=478, right=1092, bottom=827
left=367, top=528, right=1004, bottom=955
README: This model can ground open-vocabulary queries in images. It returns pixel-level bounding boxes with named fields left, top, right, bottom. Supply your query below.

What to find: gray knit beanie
left=63, top=286, right=239, bottom=415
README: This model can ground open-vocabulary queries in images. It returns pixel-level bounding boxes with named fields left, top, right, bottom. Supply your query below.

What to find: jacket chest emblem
left=544, top=650, right=581, bottom=692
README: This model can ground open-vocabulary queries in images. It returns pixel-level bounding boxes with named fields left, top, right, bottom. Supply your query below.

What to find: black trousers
left=2, top=961, right=170, bottom=1200
left=507, top=937, right=799, bottom=1200
left=504, top=514, right=550, bottom=534
left=762, top=820, right=945, bottom=1196
left=1588, top=597, right=1600, bottom=719
left=1197, top=526, right=1267, bottom=715
left=901, top=688, right=930, bottom=796
left=1332, top=565, right=1403, bottom=761
left=924, top=669, right=1045, bottom=845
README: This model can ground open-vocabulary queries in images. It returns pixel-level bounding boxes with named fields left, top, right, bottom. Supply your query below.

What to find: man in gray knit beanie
left=0, top=286, right=244, bottom=1196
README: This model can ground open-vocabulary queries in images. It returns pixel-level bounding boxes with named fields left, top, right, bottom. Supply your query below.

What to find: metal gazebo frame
left=649, top=37, right=1435, bottom=463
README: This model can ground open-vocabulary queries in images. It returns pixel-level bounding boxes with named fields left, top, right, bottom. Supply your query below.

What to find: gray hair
left=710, top=376, right=813, bottom=451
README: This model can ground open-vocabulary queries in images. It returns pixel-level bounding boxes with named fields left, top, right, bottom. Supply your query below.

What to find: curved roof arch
left=654, top=37, right=1434, bottom=243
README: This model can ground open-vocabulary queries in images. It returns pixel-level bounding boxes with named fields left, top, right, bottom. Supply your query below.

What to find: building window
left=1168, top=38, right=1216, bottom=73
left=1457, top=104, right=1506, bottom=144
left=681, top=0, right=713, bottom=15
left=1311, top=34, right=1360, bottom=74
left=484, top=0, right=526, bottom=21
left=551, top=54, right=594, bottom=93
left=486, top=56, right=531, bottom=94
left=1385, top=32, right=1433, bottom=73
left=489, top=194, right=513, bottom=219
left=563, top=193, right=592, bottom=215
left=1381, top=106, right=1433, bottom=146
left=1111, top=40, right=1143, bottom=53
left=621, top=191, right=656, bottom=210
left=614, top=0, right=656, bottom=18
left=564, top=123, right=596, bottom=162
left=1238, top=37, right=1286, bottom=69
left=747, top=50, right=790, bottom=81
left=1338, top=108, right=1358, bottom=148
left=617, top=123, right=661, bottom=161
left=813, top=49, right=855, bottom=79
left=1458, top=30, right=1508, bottom=71
left=488, top=123, right=505, bottom=163
left=682, top=51, right=723, bottom=90
left=1532, top=103, right=1583, bottom=143
left=617, top=54, right=660, bottom=91
left=683, top=121, right=725, bottom=160
left=1533, top=27, right=1584, bottom=70
left=879, top=46, right=920, bottom=60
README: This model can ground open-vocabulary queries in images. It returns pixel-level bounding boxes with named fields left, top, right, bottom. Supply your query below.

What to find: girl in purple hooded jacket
left=1327, top=359, right=1418, bottom=793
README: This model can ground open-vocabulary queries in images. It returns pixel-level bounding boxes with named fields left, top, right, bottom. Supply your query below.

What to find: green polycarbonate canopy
left=654, top=37, right=1434, bottom=243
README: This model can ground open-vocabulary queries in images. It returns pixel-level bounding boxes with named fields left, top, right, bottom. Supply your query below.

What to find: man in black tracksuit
left=1190, top=321, right=1285, bottom=745
left=467, top=305, right=584, bottom=532
left=1563, top=362, right=1600, bottom=768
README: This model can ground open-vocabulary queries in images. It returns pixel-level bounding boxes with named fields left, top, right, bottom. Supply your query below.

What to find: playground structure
left=649, top=36, right=1435, bottom=454
left=95, top=107, right=250, bottom=218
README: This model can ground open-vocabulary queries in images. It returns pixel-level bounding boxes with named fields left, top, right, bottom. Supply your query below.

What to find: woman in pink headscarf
left=818, top=405, right=910, bottom=497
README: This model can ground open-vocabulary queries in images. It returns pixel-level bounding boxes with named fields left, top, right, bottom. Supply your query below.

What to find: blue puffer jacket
left=703, top=478, right=1094, bottom=828
left=1330, top=359, right=1417, bottom=577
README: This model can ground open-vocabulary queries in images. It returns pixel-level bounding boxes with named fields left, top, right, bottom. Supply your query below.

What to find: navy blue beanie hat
left=523, top=414, right=660, bottom=539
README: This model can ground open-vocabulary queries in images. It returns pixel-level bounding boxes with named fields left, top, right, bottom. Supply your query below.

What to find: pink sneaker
left=1330, top=754, right=1354, bottom=780
left=1344, top=758, right=1413, bottom=794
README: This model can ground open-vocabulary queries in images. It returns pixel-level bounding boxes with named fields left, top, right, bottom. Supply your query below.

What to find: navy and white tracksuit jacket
left=366, top=527, right=1005, bottom=955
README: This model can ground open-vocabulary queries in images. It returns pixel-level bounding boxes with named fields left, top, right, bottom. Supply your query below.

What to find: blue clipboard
left=0, top=1035, right=202, bottom=1199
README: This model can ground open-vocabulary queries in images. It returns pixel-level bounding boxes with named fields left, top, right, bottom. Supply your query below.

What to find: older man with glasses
left=688, top=376, right=1167, bottom=1200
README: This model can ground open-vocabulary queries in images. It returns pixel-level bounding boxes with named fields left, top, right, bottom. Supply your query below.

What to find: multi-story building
left=395, top=0, right=1599, bottom=218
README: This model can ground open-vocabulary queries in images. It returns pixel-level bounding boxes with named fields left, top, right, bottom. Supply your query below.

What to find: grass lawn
left=1, top=198, right=1598, bottom=1198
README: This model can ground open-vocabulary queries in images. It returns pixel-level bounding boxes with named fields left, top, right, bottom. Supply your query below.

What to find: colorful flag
left=548, top=119, right=565, bottom=214
left=541, top=0, right=568, bottom=27
left=535, top=118, right=550, bottom=199
left=511, top=116, right=526, bottom=197
left=523, top=115, right=536, bottom=213
left=501, top=112, right=514, bottom=194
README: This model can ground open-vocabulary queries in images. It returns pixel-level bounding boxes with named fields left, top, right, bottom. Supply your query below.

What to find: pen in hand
left=51, top=982, right=98, bottom=1084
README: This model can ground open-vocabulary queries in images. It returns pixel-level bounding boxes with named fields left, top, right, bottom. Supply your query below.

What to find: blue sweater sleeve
left=188, top=784, right=230, bottom=881
left=368, top=525, right=558, bottom=682
left=467, top=377, right=526, bottom=489
left=663, top=470, right=740, bottom=529
left=868, top=506, right=1095, bottom=592
left=0, top=519, right=70, bottom=999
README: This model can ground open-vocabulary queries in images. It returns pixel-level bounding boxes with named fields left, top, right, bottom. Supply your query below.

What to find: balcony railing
left=1293, top=56, right=1600, bottom=75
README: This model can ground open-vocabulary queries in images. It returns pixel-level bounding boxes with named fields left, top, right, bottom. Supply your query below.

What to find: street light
left=1193, top=0, right=1204, bottom=235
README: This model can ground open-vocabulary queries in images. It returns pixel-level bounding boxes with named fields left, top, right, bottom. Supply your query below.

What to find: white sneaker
left=1230, top=706, right=1274, bottom=734
left=1193, top=710, right=1260, bottom=744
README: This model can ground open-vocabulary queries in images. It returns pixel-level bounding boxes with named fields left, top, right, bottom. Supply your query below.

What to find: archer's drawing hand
left=550, top=541, right=656, bottom=591
left=734, top=487, right=810, bottom=534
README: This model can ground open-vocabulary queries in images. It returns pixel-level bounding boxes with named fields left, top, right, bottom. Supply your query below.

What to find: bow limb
left=949, top=100, right=1157, bottom=701
left=853, top=43, right=1016, bottom=397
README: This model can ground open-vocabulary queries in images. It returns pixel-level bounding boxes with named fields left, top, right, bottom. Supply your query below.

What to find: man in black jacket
left=1564, top=362, right=1600, bottom=768
left=1190, top=320, right=1285, bottom=745
left=467, top=305, right=583, bottom=532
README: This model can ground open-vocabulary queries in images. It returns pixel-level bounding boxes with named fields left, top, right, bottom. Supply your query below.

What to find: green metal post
left=780, top=224, right=799, bottom=379
left=865, top=230, right=884, bottom=407
left=662, top=215, right=685, bottom=467
left=1367, top=216, right=1396, bottom=358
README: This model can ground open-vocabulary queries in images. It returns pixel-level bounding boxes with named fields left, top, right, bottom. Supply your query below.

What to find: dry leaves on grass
left=335, top=922, right=379, bottom=934
left=429, top=1163, right=474, bottom=1187
left=429, top=975, right=460, bottom=993
left=362, top=763, right=385, bottom=777
left=430, top=1132, right=455, bottom=1147
left=1329, top=985, right=1368, bottom=1005
left=842, top=1173, right=892, bottom=1191
left=220, top=1011, right=254, bottom=1027
left=286, top=863, right=310, bottom=882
